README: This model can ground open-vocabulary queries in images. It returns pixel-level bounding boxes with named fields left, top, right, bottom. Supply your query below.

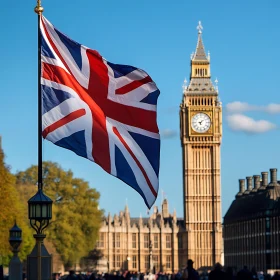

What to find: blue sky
left=1, top=0, right=279, bottom=219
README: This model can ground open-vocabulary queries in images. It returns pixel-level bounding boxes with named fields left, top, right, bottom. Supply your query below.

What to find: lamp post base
left=27, top=234, right=52, bottom=280
left=9, top=253, right=22, bottom=280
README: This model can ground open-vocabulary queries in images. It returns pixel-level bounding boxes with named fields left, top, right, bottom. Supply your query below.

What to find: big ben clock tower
left=180, top=21, right=223, bottom=268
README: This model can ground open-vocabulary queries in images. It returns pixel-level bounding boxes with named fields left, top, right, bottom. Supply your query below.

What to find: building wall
left=96, top=205, right=186, bottom=273
left=224, top=169, right=280, bottom=272
left=224, top=214, right=280, bottom=272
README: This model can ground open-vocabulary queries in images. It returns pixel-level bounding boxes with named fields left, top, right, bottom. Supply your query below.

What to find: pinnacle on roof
left=124, top=204, right=129, bottom=213
left=192, top=21, right=208, bottom=62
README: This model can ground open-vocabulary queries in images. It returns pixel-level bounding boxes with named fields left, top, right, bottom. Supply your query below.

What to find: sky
left=1, top=0, right=280, bottom=219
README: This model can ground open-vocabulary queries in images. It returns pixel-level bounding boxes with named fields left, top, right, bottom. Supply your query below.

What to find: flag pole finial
left=34, top=0, right=44, bottom=14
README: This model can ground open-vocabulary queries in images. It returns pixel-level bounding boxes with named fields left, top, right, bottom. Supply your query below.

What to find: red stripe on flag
left=42, top=62, right=111, bottom=173
left=43, top=62, right=159, bottom=133
left=102, top=99, right=159, bottom=133
left=86, top=49, right=111, bottom=173
left=42, top=109, right=86, bottom=138
left=115, top=76, right=153, bottom=95
left=112, top=126, right=157, bottom=198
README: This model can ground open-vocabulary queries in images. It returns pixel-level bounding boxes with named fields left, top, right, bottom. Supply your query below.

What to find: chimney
left=253, top=175, right=261, bottom=189
left=270, top=168, right=277, bottom=184
left=238, top=179, right=245, bottom=194
left=261, top=172, right=268, bottom=187
left=235, top=179, right=245, bottom=198
left=246, top=176, right=253, bottom=191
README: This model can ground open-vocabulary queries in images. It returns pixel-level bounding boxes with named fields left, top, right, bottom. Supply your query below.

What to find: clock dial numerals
left=191, top=113, right=211, bottom=133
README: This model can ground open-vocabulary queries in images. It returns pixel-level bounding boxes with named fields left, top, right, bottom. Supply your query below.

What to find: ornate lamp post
left=28, top=188, right=53, bottom=234
left=26, top=0, right=53, bottom=279
left=9, top=222, right=22, bottom=280
left=9, top=222, right=22, bottom=252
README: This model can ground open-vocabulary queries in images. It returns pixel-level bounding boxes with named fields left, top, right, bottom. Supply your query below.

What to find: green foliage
left=0, top=149, right=34, bottom=266
left=16, top=161, right=103, bottom=268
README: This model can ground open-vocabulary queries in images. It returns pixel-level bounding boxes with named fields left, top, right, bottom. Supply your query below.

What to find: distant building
left=97, top=21, right=223, bottom=273
left=97, top=200, right=185, bottom=273
left=224, top=168, right=280, bottom=272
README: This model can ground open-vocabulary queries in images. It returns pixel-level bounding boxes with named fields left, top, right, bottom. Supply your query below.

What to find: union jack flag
left=40, top=16, right=160, bottom=208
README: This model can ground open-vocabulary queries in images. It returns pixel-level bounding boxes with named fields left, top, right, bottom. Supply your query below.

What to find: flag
left=40, top=16, right=160, bottom=208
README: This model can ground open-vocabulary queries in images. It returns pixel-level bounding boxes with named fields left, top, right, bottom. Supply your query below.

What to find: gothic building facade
left=97, top=22, right=223, bottom=273
left=96, top=200, right=185, bottom=273
left=224, top=169, right=280, bottom=273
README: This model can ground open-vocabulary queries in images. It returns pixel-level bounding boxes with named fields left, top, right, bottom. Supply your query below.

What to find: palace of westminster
left=94, top=22, right=280, bottom=274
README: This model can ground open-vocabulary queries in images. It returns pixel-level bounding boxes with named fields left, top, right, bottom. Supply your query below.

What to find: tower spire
left=192, top=21, right=208, bottom=61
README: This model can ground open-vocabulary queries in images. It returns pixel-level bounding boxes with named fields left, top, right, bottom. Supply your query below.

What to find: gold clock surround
left=189, top=110, right=213, bottom=135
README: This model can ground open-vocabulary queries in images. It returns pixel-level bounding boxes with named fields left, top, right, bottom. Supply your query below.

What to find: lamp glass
left=35, top=204, right=41, bottom=218
left=42, top=204, right=47, bottom=218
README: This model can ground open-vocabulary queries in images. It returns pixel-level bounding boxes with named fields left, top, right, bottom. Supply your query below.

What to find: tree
left=80, top=248, right=103, bottom=271
left=0, top=147, right=34, bottom=266
left=16, top=161, right=103, bottom=268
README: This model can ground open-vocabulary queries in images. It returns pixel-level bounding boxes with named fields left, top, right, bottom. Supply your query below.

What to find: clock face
left=191, top=113, right=211, bottom=133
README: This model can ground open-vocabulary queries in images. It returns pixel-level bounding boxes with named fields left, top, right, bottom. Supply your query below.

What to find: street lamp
left=28, top=188, right=52, bottom=234
left=9, top=222, right=22, bottom=252
left=9, top=222, right=22, bottom=280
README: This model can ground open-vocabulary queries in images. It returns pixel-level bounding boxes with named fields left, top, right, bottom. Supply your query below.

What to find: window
left=153, top=255, right=159, bottom=271
left=154, top=234, right=159, bottom=249
left=144, top=234, right=149, bottom=248
left=166, top=234, right=171, bottom=249
left=96, top=233, right=105, bottom=248
left=178, top=235, right=183, bottom=249
left=132, top=233, right=137, bottom=249
left=266, top=235, right=271, bottom=247
left=166, top=255, right=171, bottom=269
left=132, top=255, right=137, bottom=269
left=113, top=255, right=121, bottom=268
left=113, top=233, right=120, bottom=248
left=116, top=255, right=121, bottom=268
left=266, top=218, right=270, bottom=230
left=145, top=255, right=150, bottom=270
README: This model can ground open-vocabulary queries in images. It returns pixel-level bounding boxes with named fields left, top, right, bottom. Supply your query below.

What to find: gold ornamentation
left=189, top=111, right=213, bottom=135
left=34, top=0, right=44, bottom=14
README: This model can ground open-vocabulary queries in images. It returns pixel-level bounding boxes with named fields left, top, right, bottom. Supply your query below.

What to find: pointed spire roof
left=192, top=21, right=208, bottom=62
left=125, top=203, right=129, bottom=214
left=139, top=213, right=143, bottom=227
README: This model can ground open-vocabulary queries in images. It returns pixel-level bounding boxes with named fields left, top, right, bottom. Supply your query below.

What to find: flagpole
left=35, top=0, right=43, bottom=190
left=32, top=3, right=45, bottom=280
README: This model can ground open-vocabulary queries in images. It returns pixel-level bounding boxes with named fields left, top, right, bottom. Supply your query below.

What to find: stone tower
left=180, top=21, right=223, bottom=268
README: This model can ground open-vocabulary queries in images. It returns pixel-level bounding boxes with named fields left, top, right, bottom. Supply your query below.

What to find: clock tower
left=180, top=21, right=223, bottom=268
